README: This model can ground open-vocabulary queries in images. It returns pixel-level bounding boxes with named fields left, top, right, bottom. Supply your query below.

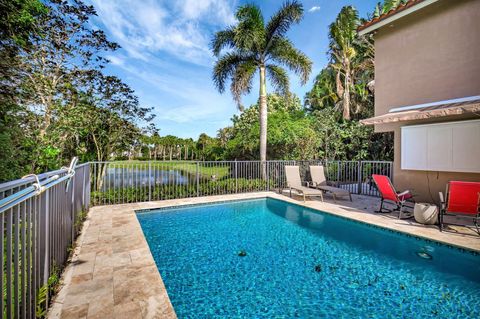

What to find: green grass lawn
left=108, top=160, right=231, bottom=179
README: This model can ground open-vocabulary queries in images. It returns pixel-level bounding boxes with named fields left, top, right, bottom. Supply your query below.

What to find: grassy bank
left=107, top=161, right=231, bottom=179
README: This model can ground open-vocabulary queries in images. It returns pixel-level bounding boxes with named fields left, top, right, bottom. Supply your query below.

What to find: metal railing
left=0, top=159, right=90, bottom=319
left=89, top=160, right=393, bottom=205
left=0, top=159, right=391, bottom=317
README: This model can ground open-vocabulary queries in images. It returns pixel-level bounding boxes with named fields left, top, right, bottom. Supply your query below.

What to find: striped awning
left=361, top=98, right=480, bottom=125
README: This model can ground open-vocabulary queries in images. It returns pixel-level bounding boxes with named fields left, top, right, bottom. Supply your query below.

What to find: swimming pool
left=137, top=198, right=480, bottom=318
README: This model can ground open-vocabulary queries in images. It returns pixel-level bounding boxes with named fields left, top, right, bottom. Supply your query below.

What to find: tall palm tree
left=329, top=6, right=361, bottom=120
left=211, top=1, right=312, bottom=163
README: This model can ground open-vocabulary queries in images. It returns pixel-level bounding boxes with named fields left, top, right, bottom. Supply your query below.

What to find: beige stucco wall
left=374, top=0, right=480, bottom=120
left=372, top=0, right=480, bottom=202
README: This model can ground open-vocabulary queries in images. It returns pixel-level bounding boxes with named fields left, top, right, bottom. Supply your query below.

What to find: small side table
left=414, top=203, right=439, bottom=225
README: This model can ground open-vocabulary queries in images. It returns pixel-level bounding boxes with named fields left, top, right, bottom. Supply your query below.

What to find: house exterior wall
left=372, top=0, right=480, bottom=202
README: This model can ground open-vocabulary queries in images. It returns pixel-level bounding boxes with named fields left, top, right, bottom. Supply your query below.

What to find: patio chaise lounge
left=439, top=181, right=480, bottom=234
left=309, top=165, right=352, bottom=202
left=372, top=174, right=414, bottom=219
left=285, top=166, right=325, bottom=202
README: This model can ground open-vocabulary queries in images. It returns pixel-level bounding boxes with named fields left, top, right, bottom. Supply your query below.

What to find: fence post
left=71, top=173, right=75, bottom=243
left=42, top=189, right=50, bottom=303
left=196, top=162, right=200, bottom=197
left=357, top=161, right=362, bottom=195
left=235, top=160, right=238, bottom=194
left=148, top=161, right=152, bottom=202
left=390, top=162, right=394, bottom=183
left=266, top=161, right=270, bottom=192
left=336, top=161, right=340, bottom=183
left=82, top=165, right=86, bottom=209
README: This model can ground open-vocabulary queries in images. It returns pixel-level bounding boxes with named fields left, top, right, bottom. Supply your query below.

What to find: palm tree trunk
left=259, top=66, right=267, bottom=159
left=343, top=63, right=351, bottom=120
left=259, top=65, right=268, bottom=178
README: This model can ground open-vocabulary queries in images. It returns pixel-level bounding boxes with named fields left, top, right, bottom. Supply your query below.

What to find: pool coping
left=48, top=191, right=480, bottom=319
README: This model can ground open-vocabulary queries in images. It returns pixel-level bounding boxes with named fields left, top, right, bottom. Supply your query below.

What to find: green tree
left=304, top=68, right=338, bottom=111
left=0, top=0, right=47, bottom=46
left=225, top=94, right=318, bottom=160
left=0, top=0, right=47, bottom=181
left=211, top=0, right=312, bottom=163
left=328, top=6, right=374, bottom=120
left=18, top=0, right=119, bottom=138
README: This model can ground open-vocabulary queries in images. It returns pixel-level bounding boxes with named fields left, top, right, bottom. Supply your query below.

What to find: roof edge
left=360, top=102, right=480, bottom=125
left=358, top=0, right=439, bottom=36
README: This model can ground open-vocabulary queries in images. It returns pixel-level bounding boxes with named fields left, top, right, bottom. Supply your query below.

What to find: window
left=401, top=119, right=480, bottom=173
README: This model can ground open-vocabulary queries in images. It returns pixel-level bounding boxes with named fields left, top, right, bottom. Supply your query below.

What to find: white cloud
left=114, top=62, right=236, bottom=125
left=179, top=0, right=236, bottom=25
left=86, top=0, right=241, bottom=136
left=88, top=0, right=236, bottom=65
left=308, top=6, right=321, bottom=13
left=106, top=54, right=125, bottom=66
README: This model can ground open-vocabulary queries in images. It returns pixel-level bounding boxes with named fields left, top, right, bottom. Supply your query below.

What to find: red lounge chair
left=439, top=181, right=480, bottom=234
left=372, top=174, right=414, bottom=219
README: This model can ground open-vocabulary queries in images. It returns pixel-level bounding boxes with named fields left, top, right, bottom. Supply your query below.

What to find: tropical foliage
left=1, top=1, right=394, bottom=183
left=373, top=0, right=410, bottom=18
left=211, top=0, right=312, bottom=162
left=0, top=0, right=154, bottom=181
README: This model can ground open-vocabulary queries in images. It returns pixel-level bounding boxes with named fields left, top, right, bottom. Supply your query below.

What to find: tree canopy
left=0, top=1, right=394, bottom=183
left=211, top=0, right=312, bottom=162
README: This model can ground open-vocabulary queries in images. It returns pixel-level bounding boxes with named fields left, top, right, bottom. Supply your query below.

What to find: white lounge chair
left=309, top=165, right=352, bottom=202
left=285, top=166, right=324, bottom=202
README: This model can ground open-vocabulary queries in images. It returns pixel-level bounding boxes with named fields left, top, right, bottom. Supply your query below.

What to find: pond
left=102, top=167, right=192, bottom=189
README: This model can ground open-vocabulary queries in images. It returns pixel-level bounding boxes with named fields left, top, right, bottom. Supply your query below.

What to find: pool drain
left=314, top=264, right=322, bottom=272
left=416, top=251, right=432, bottom=260
left=238, top=250, right=247, bottom=257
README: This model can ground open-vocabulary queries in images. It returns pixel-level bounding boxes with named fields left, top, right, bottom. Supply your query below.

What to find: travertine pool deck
left=48, top=192, right=480, bottom=318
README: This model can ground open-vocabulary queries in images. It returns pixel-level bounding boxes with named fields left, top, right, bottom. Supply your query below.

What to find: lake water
left=103, top=167, right=190, bottom=189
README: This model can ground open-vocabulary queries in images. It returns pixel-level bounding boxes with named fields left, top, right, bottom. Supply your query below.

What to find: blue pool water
left=137, top=198, right=480, bottom=318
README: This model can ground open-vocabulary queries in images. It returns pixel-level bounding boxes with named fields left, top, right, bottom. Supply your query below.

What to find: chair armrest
left=397, top=190, right=411, bottom=197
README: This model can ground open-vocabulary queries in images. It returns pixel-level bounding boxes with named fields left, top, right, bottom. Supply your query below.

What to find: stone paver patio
left=48, top=191, right=480, bottom=318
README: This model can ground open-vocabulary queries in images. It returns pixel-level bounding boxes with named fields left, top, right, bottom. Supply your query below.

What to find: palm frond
left=266, top=0, right=303, bottom=42
left=234, top=3, right=266, bottom=51
left=212, top=53, right=248, bottom=93
left=269, top=37, right=312, bottom=84
left=230, top=60, right=257, bottom=110
left=211, top=27, right=236, bottom=56
left=328, top=6, right=359, bottom=52
left=266, top=64, right=289, bottom=96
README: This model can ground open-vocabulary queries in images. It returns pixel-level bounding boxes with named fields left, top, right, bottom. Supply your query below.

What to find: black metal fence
left=89, top=160, right=393, bottom=205
left=0, top=161, right=90, bottom=319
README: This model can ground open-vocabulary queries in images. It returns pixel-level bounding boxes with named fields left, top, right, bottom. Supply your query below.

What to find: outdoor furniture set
left=284, top=165, right=480, bottom=234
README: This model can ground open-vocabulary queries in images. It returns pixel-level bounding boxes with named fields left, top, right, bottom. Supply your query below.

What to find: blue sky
left=87, top=0, right=378, bottom=139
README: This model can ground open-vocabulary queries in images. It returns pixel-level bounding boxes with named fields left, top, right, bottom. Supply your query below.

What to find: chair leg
left=349, top=193, right=352, bottom=202
left=439, top=210, right=443, bottom=231
left=375, top=199, right=384, bottom=213
left=474, top=214, right=479, bottom=235
left=438, top=209, right=441, bottom=231
left=319, top=191, right=324, bottom=202
left=332, top=193, right=337, bottom=203
left=398, top=202, right=403, bottom=219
